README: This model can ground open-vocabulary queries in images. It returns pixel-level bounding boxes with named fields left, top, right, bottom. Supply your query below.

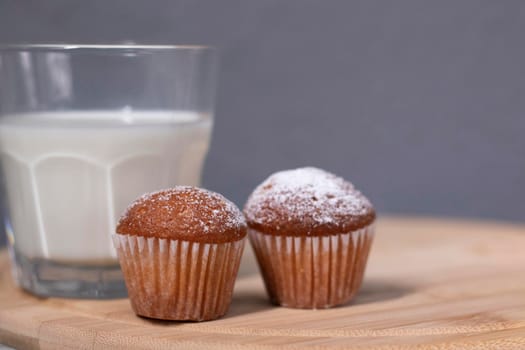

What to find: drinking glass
left=0, top=44, right=216, bottom=298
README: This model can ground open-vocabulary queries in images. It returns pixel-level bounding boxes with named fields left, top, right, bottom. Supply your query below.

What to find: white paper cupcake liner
left=249, top=225, right=374, bottom=309
left=113, top=234, right=245, bottom=321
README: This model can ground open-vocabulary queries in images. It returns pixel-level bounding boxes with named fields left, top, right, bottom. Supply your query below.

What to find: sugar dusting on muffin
left=117, top=186, right=246, bottom=243
left=244, top=167, right=375, bottom=236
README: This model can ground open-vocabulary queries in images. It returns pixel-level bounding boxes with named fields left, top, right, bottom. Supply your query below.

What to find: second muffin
left=114, top=186, right=247, bottom=321
left=244, top=167, right=375, bottom=309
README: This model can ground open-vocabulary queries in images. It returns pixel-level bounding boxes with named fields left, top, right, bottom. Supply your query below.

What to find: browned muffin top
left=117, top=186, right=247, bottom=243
left=243, top=167, right=375, bottom=236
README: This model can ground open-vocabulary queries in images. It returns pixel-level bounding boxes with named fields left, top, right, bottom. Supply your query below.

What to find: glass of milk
left=0, top=44, right=216, bottom=298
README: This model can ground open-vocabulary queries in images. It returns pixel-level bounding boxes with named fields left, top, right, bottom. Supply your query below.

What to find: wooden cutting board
left=1, top=217, right=525, bottom=349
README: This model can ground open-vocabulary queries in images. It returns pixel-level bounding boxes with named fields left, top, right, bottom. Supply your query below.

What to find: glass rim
left=0, top=43, right=214, bottom=52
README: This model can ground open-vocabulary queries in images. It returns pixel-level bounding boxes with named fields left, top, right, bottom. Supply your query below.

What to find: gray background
left=0, top=0, right=524, bottom=248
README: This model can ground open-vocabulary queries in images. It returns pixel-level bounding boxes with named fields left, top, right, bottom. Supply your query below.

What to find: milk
left=0, top=111, right=212, bottom=263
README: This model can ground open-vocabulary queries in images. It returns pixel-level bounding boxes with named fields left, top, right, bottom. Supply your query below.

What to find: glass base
left=10, top=249, right=127, bottom=299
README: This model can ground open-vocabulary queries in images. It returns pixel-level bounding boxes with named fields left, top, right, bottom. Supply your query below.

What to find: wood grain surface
left=1, top=217, right=524, bottom=349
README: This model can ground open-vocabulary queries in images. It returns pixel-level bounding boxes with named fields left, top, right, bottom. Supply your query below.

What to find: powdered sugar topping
left=118, top=186, right=246, bottom=241
left=244, top=167, right=373, bottom=228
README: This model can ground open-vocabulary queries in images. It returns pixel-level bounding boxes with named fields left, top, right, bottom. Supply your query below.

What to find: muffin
left=113, top=186, right=247, bottom=321
left=244, top=167, right=375, bottom=309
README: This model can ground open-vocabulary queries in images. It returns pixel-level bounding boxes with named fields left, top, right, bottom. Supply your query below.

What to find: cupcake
left=244, top=167, right=375, bottom=309
left=113, top=186, right=247, bottom=321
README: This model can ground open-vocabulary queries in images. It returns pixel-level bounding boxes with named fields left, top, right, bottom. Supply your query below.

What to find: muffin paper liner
left=113, top=234, right=245, bottom=321
left=249, top=225, right=374, bottom=309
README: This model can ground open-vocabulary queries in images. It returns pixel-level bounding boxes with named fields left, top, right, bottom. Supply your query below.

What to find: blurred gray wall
left=0, top=0, right=524, bottom=248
